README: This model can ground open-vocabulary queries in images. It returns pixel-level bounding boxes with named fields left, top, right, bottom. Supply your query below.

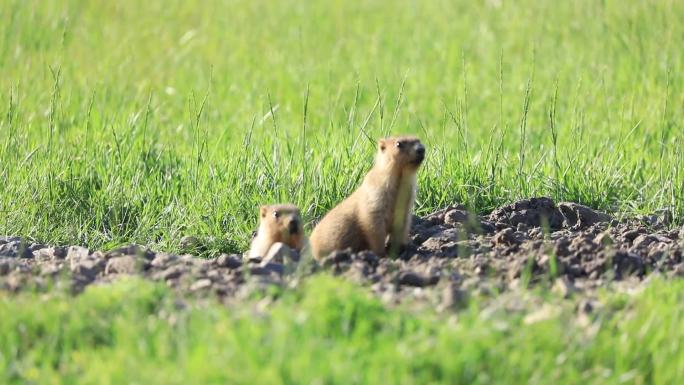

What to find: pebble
left=105, top=255, right=138, bottom=275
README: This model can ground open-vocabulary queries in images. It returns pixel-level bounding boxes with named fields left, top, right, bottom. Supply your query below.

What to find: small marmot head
left=377, top=136, right=426, bottom=170
left=259, top=204, right=303, bottom=238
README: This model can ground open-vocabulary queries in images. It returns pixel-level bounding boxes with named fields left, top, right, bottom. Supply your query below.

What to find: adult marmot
left=310, top=136, right=425, bottom=259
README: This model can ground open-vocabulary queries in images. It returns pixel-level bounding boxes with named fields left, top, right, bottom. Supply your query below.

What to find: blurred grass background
left=1, top=276, right=683, bottom=384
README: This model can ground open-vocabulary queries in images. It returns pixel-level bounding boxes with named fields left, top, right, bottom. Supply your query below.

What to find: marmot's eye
left=273, top=211, right=280, bottom=219
left=395, top=142, right=403, bottom=149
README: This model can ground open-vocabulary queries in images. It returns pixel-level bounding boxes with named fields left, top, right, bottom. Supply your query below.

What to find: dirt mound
left=2, top=198, right=683, bottom=307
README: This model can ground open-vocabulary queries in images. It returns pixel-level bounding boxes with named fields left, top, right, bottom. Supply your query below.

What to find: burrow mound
left=1, top=197, right=683, bottom=307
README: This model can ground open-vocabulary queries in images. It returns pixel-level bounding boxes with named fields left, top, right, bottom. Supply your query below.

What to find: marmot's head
left=376, top=136, right=426, bottom=171
left=259, top=204, right=303, bottom=241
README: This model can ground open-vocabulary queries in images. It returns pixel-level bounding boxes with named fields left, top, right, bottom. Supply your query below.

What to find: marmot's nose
left=288, top=219, right=300, bottom=234
left=415, top=145, right=425, bottom=157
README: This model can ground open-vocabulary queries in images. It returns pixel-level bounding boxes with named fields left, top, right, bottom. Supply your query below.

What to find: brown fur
left=248, top=204, right=305, bottom=259
left=310, top=136, right=425, bottom=259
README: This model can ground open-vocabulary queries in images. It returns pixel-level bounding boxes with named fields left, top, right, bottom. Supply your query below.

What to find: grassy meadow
left=2, top=1, right=684, bottom=383
left=1, top=276, right=684, bottom=384
left=1, top=0, right=683, bottom=253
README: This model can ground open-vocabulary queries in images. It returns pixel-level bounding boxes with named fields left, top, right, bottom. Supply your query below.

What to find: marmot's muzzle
left=413, top=145, right=425, bottom=164
left=288, top=219, right=300, bottom=234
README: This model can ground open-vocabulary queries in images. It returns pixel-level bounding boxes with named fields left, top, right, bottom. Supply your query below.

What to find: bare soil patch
left=2, top=197, right=683, bottom=309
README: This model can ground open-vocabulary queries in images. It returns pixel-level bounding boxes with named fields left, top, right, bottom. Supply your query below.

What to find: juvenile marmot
left=248, top=204, right=305, bottom=259
left=310, top=136, right=425, bottom=259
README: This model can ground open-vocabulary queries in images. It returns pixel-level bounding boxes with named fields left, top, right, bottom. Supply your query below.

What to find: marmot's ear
left=259, top=206, right=268, bottom=218
left=378, top=138, right=386, bottom=151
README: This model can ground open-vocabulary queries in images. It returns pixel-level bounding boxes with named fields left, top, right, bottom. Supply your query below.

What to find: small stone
left=528, top=227, right=544, bottom=239
left=205, top=269, right=220, bottom=279
left=565, top=263, right=583, bottom=278
left=29, top=243, right=46, bottom=252
left=105, top=255, right=138, bottom=275
left=622, top=229, right=644, bottom=242
left=493, top=228, right=518, bottom=246
left=410, top=230, right=431, bottom=246
left=655, top=209, right=673, bottom=226
left=418, top=238, right=460, bottom=258
left=353, top=250, right=381, bottom=267
left=213, top=283, right=236, bottom=297
left=397, top=271, right=437, bottom=287
left=647, top=243, right=670, bottom=260
left=632, top=234, right=656, bottom=249
left=321, top=249, right=352, bottom=268
left=106, top=244, right=155, bottom=260
left=479, top=221, right=497, bottom=234
left=640, top=215, right=659, bottom=227
left=557, top=202, right=612, bottom=229
left=40, top=263, right=62, bottom=276
left=91, top=251, right=106, bottom=260
left=71, top=258, right=105, bottom=281
left=612, top=251, right=644, bottom=279
left=444, top=209, right=469, bottom=226
left=261, top=262, right=285, bottom=276
left=432, top=228, right=463, bottom=242
left=344, top=261, right=372, bottom=283
left=215, top=254, right=242, bottom=269
left=666, top=229, right=679, bottom=240
left=67, top=246, right=90, bottom=269
left=0, top=236, right=21, bottom=245
left=151, top=253, right=179, bottom=268
left=553, top=237, right=571, bottom=257
left=190, top=278, right=212, bottom=291
left=33, top=246, right=68, bottom=260
left=569, top=236, right=595, bottom=253
left=180, top=236, right=202, bottom=251
left=652, top=234, right=673, bottom=244
left=154, top=265, right=185, bottom=281
left=0, top=241, right=32, bottom=258
left=593, top=232, right=613, bottom=246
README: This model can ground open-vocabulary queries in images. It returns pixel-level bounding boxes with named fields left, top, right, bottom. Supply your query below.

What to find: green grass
left=0, top=275, right=682, bottom=384
left=1, top=0, right=683, bottom=254
left=2, top=2, right=683, bottom=381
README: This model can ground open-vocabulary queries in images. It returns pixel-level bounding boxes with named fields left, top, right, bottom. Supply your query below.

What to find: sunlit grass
left=1, top=0, right=682, bottom=256
left=1, top=276, right=683, bottom=384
